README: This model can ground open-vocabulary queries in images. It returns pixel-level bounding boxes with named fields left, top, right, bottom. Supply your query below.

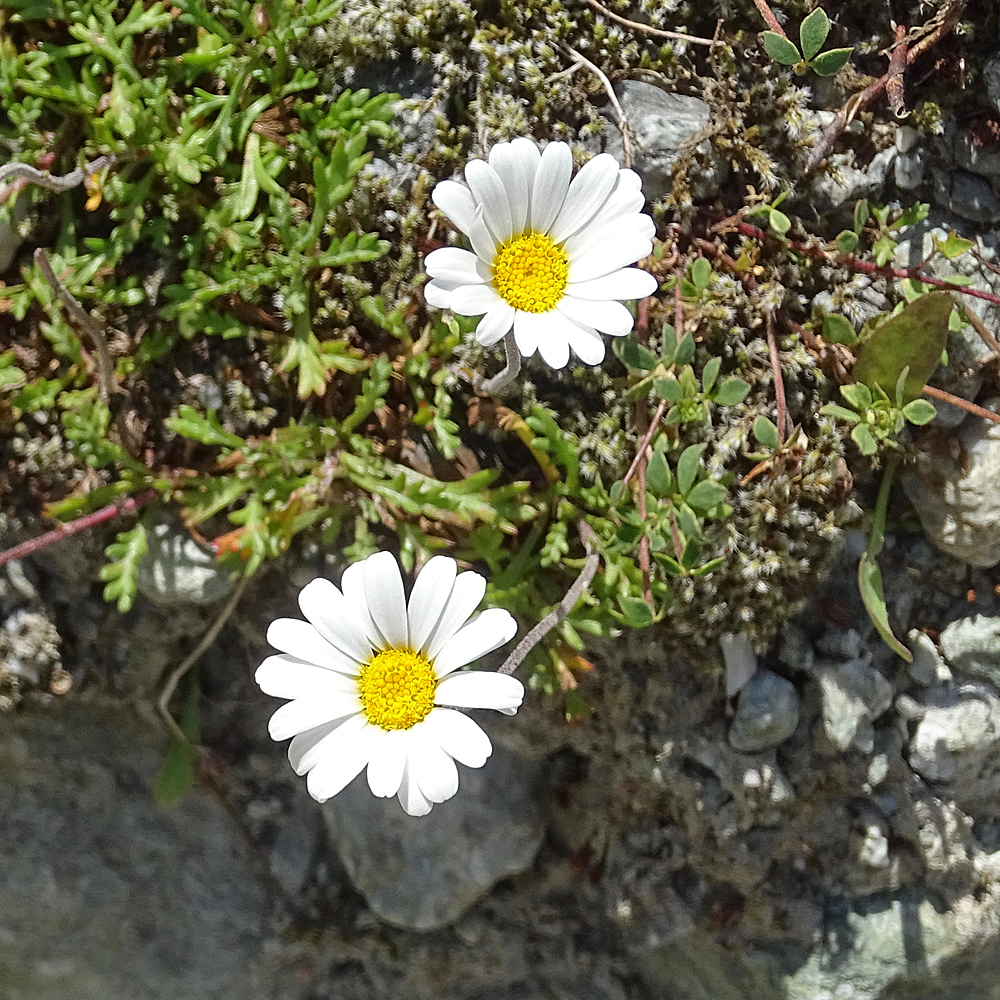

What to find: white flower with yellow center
left=255, top=552, right=522, bottom=816
left=424, top=138, right=658, bottom=369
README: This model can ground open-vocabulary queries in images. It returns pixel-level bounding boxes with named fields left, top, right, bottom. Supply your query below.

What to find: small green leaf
left=820, top=403, right=862, bottom=424
left=99, top=522, right=149, bottom=614
left=810, top=46, right=853, bottom=76
left=902, top=398, right=938, bottom=425
left=647, top=451, right=673, bottom=495
left=753, top=416, right=780, bottom=451
left=836, top=230, right=859, bottom=253
left=686, top=478, right=728, bottom=513
left=165, top=405, right=245, bottom=449
left=935, top=231, right=974, bottom=260
left=769, top=209, right=791, bottom=235
left=154, top=669, right=202, bottom=808
left=854, top=200, right=870, bottom=233
left=762, top=31, right=802, bottom=65
left=691, top=257, right=713, bottom=292
left=610, top=480, right=626, bottom=503
left=713, top=378, right=750, bottom=406
left=841, top=382, right=872, bottom=410
left=674, top=333, right=695, bottom=367
left=676, top=443, right=705, bottom=496
left=851, top=423, right=877, bottom=455
left=617, top=595, right=654, bottom=627
left=701, top=356, right=721, bottom=395
left=614, top=337, right=659, bottom=371
left=852, top=292, right=952, bottom=402
left=823, top=313, right=859, bottom=346
left=234, top=132, right=261, bottom=221
left=799, top=7, right=831, bottom=60
left=653, top=377, right=683, bottom=402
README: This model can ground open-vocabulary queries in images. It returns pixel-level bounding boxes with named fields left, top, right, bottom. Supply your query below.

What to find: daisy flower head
left=256, top=552, right=523, bottom=817
left=424, top=138, right=658, bottom=370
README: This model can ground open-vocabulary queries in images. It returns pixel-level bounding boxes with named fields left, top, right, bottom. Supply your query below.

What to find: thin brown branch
left=560, top=43, right=632, bottom=167
left=921, top=385, right=1000, bottom=425
left=0, top=490, right=157, bottom=569
left=498, top=521, right=600, bottom=676
left=581, top=0, right=719, bottom=46
left=750, top=0, right=787, bottom=36
left=766, top=310, right=788, bottom=442
left=622, top=399, right=667, bottom=489
left=886, top=23, right=908, bottom=118
left=962, top=305, right=1000, bottom=358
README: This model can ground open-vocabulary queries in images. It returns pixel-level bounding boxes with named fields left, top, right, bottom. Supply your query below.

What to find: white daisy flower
left=424, top=138, right=658, bottom=369
left=255, top=552, right=522, bottom=817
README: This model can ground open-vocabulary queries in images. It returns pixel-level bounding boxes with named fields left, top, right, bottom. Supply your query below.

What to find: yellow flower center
left=357, top=648, right=437, bottom=731
left=492, top=231, right=569, bottom=313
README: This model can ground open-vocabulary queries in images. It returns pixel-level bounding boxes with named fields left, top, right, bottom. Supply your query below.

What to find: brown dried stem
left=921, top=385, right=1000, bottom=426
left=581, top=0, right=719, bottom=46
left=750, top=0, right=788, bottom=37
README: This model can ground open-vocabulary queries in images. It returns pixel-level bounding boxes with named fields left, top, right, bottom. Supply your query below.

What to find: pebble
left=908, top=684, right=1000, bottom=783
left=727, top=670, right=800, bottom=753
left=932, top=168, right=1000, bottom=224
left=906, top=629, right=947, bottom=686
left=939, top=614, right=1000, bottom=686
left=136, top=514, right=235, bottom=606
left=815, top=658, right=894, bottom=753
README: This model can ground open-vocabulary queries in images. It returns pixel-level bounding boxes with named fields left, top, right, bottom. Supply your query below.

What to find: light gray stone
left=137, top=514, right=234, bottom=606
left=587, top=82, right=722, bottom=201
left=324, top=744, right=546, bottom=930
left=727, top=670, right=800, bottom=752
left=809, top=147, right=895, bottom=214
left=907, top=630, right=945, bottom=686
left=0, top=608, right=60, bottom=686
left=895, top=148, right=929, bottom=191
left=816, top=658, right=894, bottom=753
left=933, top=168, right=1000, bottom=224
left=0, top=703, right=275, bottom=999
left=940, top=615, right=1000, bottom=685
left=908, top=684, right=1000, bottom=784
left=902, top=399, right=1000, bottom=567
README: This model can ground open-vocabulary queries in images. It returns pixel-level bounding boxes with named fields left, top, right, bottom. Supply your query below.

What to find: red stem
left=0, top=490, right=157, bottom=568
left=751, top=0, right=787, bottom=36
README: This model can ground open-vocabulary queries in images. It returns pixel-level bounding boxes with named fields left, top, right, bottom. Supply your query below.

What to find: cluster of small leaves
left=761, top=8, right=853, bottom=78
left=99, top=521, right=148, bottom=613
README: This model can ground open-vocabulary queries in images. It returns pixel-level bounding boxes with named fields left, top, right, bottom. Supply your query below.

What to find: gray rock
left=809, top=147, right=895, bottom=215
left=940, top=615, right=1000, bottom=685
left=324, top=743, right=546, bottom=930
left=727, top=670, right=800, bottom=752
left=0, top=607, right=60, bottom=687
left=815, top=626, right=864, bottom=661
left=137, top=514, right=235, bottom=606
left=0, top=703, right=275, bottom=999
left=816, top=658, right=894, bottom=753
left=933, top=168, right=1000, bottom=224
left=902, top=399, right=1000, bottom=567
left=907, top=629, right=946, bottom=686
left=950, top=128, right=1000, bottom=182
left=777, top=622, right=814, bottom=674
left=908, top=684, right=1000, bottom=785
left=986, top=54, right=1000, bottom=115
left=895, top=148, right=929, bottom=191
left=586, top=82, right=722, bottom=201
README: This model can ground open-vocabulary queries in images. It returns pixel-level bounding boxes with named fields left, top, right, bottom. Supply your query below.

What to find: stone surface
left=727, top=670, right=800, bottom=752
left=902, top=399, right=1000, bottom=567
left=933, top=168, right=1000, bottom=224
left=0, top=607, right=60, bottom=687
left=907, top=629, right=946, bottom=686
left=940, top=614, right=1000, bottom=685
left=0, top=703, right=275, bottom=1000
left=586, top=81, right=720, bottom=201
left=810, top=147, right=895, bottom=215
left=816, top=658, right=894, bottom=753
left=137, top=514, right=235, bottom=606
left=324, top=743, right=546, bottom=930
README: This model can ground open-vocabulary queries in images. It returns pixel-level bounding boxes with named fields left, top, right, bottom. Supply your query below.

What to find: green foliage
left=154, top=667, right=201, bottom=808
left=99, top=521, right=148, bottom=613
left=760, top=11, right=853, bottom=77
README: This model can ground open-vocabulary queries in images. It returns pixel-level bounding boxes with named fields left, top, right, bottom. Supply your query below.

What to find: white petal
left=305, top=721, right=378, bottom=802
left=425, top=247, right=490, bottom=284
left=512, top=309, right=550, bottom=359
left=465, top=159, right=513, bottom=244
left=490, top=141, right=530, bottom=235
left=432, top=179, right=476, bottom=234
left=468, top=207, right=497, bottom=263
left=366, top=728, right=408, bottom=798
left=435, top=671, right=525, bottom=713
left=424, top=279, right=461, bottom=309
left=421, top=708, right=493, bottom=768
left=564, top=320, right=607, bottom=365
left=408, top=732, right=460, bottom=804
left=568, top=234, right=654, bottom=285
left=397, top=756, right=433, bottom=816
left=475, top=301, right=516, bottom=346
left=432, top=608, right=518, bottom=677
left=557, top=297, right=635, bottom=336
left=563, top=187, right=646, bottom=256
left=297, top=578, right=372, bottom=664
left=530, top=141, right=573, bottom=235
left=511, top=138, right=541, bottom=218
left=363, top=551, right=408, bottom=649
left=288, top=714, right=365, bottom=775
left=565, top=213, right=656, bottom=271
left=449, top=283, right=504, bottom=317
left=266, top=619, right=360, bottom=674
left=536, top=313, right=572, bottom=369
left=423, top=571, right=486, bottom=658
left=340, top=560, right=383, bottom=650
left=255, top=653, right=360, bottom=700
left=268, top=695, right=363, bottom=741
left=407, top=556, right=458, bottom=653
left=548, top=153, right=620, bottom=243
left=565, top=267, right=658, bottom=301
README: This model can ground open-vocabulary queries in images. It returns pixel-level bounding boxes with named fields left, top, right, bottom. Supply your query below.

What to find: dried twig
left=157, top=574, right=251, bottom=744
left=622, top=399, right=667, bottom=489
left=0, top=490, right=157, bottom=569
left=582, top=0, right=719, bottom=47
left=0, top=153, right=114, bottom=196
left=805, top=0, right=967, bottom=171
left=766, top=311, right=789, bottom=441
left=750, top=0, right=787, bottom=37
left=886, top=23, right=909, bottom=118
left=498, top=521, right=600, bottom=676
left=560, top=43, right=632, bottom=168
left=34, top=248, right=117, bottom=401
left=921, top=385, right=1000, bottom=426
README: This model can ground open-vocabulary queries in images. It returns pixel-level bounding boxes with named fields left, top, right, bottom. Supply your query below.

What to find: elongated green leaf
left=676, top=444, right=704, bottom=497
left=762, top=31, right=801, bottom=65
left=810, top=46, right=853, bottom=76
left=799, top=7, right=830, bottom=60
left=852, top=292, right=952, bottom=402
left=753, top=416, right=780, bottom=451
left=154, top=669, right=201, bottom=807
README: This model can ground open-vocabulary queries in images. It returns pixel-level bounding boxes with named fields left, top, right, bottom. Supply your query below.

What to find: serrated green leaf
left=810, top=46, right=853, bottom=76
left=823, top=313, right=858, bottom=346
left=165, top=405, right=245, bottom=449
left=852, top=292, right=952, bottom=402
left=713, top=378, right=750, bottom=406
left=676, top=443, right=704, bottom=496
left=935, top=230, right=974, bottom=260
left=100, top=522, right=148, bottom=614
left=753, top=416, right=780, bottom=451
left=799, top=7, right=830, bottom=60
left=762, top=31, right=802, bottom=65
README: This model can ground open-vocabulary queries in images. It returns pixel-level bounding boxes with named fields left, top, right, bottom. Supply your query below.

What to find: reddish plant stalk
left=765, top=311, right=789, bottom=442
left=751, top=0, right=787, bottom=37
left=0, top=490, right=157, bottom=569
left=921, top=385, right=1000, bottom=425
